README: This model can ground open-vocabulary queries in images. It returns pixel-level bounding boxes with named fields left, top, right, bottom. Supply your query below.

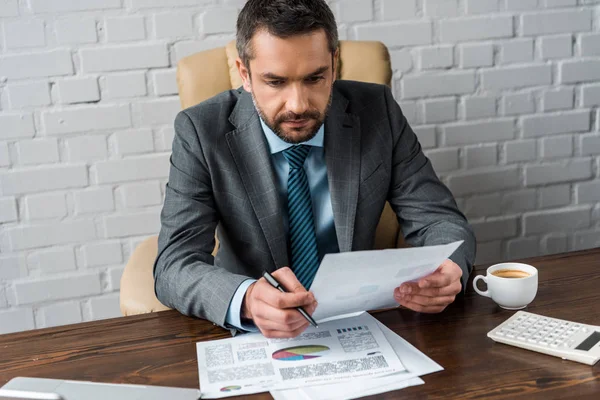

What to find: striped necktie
left=282, top=145, right=319, bottom=289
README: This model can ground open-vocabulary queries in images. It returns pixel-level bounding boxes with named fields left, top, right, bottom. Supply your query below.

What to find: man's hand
left=242, top=267, right=317, bottom=338
left=394, top=259, right=462, bottom=313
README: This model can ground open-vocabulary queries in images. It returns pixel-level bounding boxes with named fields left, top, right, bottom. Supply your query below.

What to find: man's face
left=237, top=29, right=337, bottom=144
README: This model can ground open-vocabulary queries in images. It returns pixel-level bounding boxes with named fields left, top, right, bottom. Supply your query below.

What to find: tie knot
left=282, top=145, right=310, bottom=169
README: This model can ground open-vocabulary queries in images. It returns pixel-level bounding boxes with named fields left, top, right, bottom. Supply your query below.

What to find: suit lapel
left=226, top=90, right=289, bottom=270
left=325, top=90, right=360, bottom=253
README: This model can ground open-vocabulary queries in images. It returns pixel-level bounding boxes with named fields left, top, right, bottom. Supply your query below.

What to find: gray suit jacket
left=154, top=80, right=476, bottom=329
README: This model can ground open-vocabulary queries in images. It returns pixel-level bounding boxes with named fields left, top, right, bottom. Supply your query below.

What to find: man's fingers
left=260, top=323, right=310, bottom=339
left=253, top=301, right=309, bottom=326
left=255, top=315, right=309, bottom=333
left=395, top=297, right=447, bottom=314
left=395, top=292, right=456, bottom=308
left=256, top=279, right=314, bottom=309
left=273, top=267, right=311, bottom=294
left=418, top=260, right=462, bottom=288
left=396, top=282, right=461, bottom=298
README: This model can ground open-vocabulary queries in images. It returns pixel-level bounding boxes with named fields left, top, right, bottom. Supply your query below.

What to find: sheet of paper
left=270, top=312, right=443, bottom=400
left=196, top=313, right=406, bottom=398
left=310, top=241, right=463, bottom=322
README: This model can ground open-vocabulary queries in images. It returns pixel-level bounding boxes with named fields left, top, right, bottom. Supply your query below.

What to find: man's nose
left=286, top=84, right=309, bottom=116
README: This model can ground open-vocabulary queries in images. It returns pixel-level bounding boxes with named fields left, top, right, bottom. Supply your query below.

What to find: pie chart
left=220, top=385, right=241, bottom=392
left=272, top=345, right=330, bottom=361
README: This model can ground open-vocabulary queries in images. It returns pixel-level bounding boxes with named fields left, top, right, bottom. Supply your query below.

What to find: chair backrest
left=175, top=40, right=402, bottom=249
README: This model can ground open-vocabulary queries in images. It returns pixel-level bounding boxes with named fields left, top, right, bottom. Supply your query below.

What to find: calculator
left=487, top=311, right=600, bottom=365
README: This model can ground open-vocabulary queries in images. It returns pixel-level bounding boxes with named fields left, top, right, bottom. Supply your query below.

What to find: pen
left=262, top=271, right=319, bottom=328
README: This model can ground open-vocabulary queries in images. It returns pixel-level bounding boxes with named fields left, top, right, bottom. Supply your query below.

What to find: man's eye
left=267, top=80, right=284, bottom=87
left=306, top=76, right=324, bottom=84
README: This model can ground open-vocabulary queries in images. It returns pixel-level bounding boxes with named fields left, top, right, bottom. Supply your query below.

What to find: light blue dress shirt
left=224, top=119, right=339, bottom=331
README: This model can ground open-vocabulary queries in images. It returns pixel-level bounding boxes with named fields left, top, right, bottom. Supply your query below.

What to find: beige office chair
left=120, top=40, right=402, bottom=316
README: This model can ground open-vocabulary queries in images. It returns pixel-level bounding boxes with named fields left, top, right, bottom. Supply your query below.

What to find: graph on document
left=272, top=345, right=331, bottom=361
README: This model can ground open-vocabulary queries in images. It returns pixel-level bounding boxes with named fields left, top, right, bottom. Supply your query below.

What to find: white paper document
left=196, top=313, right=406, bottom=398
left=310, top=241, right=463, bottom=322
left=271, top=312, right=443, bottom=400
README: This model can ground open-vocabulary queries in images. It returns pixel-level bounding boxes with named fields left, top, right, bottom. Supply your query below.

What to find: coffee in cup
left=473, top=262, right=538, bottom=310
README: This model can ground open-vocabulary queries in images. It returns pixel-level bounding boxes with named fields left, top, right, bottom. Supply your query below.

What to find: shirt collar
left=259, top=118, right=324, bottom=155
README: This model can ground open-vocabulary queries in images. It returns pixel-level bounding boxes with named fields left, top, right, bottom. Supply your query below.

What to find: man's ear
left=236, top=57, right=252, bottom=92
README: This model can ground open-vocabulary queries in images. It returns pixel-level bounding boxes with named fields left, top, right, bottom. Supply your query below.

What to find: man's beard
left=251, top=89, right=333, bottom=144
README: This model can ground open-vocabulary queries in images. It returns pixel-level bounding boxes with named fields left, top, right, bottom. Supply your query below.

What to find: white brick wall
left=0, top=0, right=599, bottom=334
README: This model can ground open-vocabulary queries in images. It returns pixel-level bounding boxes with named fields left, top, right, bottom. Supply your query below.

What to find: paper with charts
left=310, top=240, right=464, bottom=322
left=196, top=313, right=406, bottom=398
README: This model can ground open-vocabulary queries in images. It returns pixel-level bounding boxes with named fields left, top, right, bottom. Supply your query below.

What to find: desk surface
left=1, top=248, right=599, bottom=399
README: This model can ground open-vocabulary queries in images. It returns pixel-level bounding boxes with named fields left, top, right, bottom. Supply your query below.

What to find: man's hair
left=236, top=0, right=339, bottom=68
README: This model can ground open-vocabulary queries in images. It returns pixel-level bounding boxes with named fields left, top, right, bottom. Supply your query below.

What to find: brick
left=522, top=10, right=592, bottom=36
left=103, top=72, right=147, bottom=99
left=500, top=39, right=534, bottom=64
left=465, top=144, right=497, bottom=169
left=506, top=237, right=539, bottom=260
left=95, top=154, right=170, bottom=184
left=0, top=0, right=18, bottom=17
left=82, top=241, right=123, bottom=267
left=55, top=18, right=98, bottom=44
left=0, top=113, right=35, bottom=140
left=173, top=37, right=234, bottom=61
left=157, top=126, right=175, bottom=151
left=65, top=135, right=108, bottom=162
left=381, top=0, right=417, bottom=20
left=522, top=110, right=590, bottom=138
left=539, top=184, right=571, bottom=209
left=444, top=119, right=514, bottom=145
left=474, top=241, right=502, bottom=265
left=0, top=197, right=18, bottom=223
left=465, top=0, right=499, bottom=14
left=25, top=192, right=67, bottom=220
left=582, top=84, right=600, bottom=107
left=89, top=294, right=121, bottom=320
left=29, top=0, right=121, bottom=12
left=103, top=210, right=161, bottom=238
left=336, top=0, right=373, bottom=22
left=0, top=165, right=87, bottom=195
left=0, top=254, right=27, bottom=280
left=81, top=43, right=168, bottom=72
left=560, top=60, right=600, bottom=84
left=524, top=207, right=591, bottom=235
left=472, top=217, right=518, bottom=241
left=38, top=301, right=82, bottom=328
left=577, top=181, right=600, bottom=204
left=130, top=0, right=207, bottom=8
left=503, top=190, right=537, bottom=213
left=399, top=101, right=419, bottom=125
left=27, top=247, right=76, bottom=273
left=0, top=50, right=73, bottom=79
left=580, top=134, right=600, bottom=156
left=118, top=182, right=162, bottom=208
left=448, top=167, right=520, bottom=195
left=458, top=43, right=494, bottom=68
left=525, top=159, right=593, bottom=186
left=390, top=49, right=413, bottom=73
left=14, top=272, right=102, bottom=305
left=355, top=21, right=432, bottom=47
left=56, top=77, right=100, bottom=104
left=413, top=126, right=436, bottom=149
left=0, top=287, right=6, bottom=309
left=3, top=19, right=45, bottom=48
left=74, top=187, right=114, bottom=214
left=105, top=16, right=146, bottom=42
left=543, top=0, right=577, bottom=6
left=108, top=266, right=124, bottom=290
left=580, top=33, right=600, bottom=57
left=112, top=129, right=154, bottom=156
left=464, top=193, right=502, bottom=219
left=481, top=65, right=552, bottom=91
left=200, top=7, right=238, bottom=34
left=502, top=93, right=535, bottom=116
left=153, top=12, right=193, bottom=39
left=151, top=69, right=178, bottom=96
left=573, top=231, right=600, bottom=252
left=0, top=141, right=9, bottom=167
left=463, top=96, right=496, bottom=120
left=5, top=220, right=97, bottom=251
left=424, top=148, right=459, bottom=173
left=440, top=16, right=513, bottom=42
left=540, top=135, right=573, bottom=159
left=5, top=81, right=51, bottom=108
left=422, top=97, right=456, bottom=123
left=541, top=87, right=573, bottom=111
left=423, top=0, right=458, bottom=17
left=16, top=138, right=59, bottom=165
left=402, top=71, right=475, bottom=99
left=506, top=0, right=538, bottom=10
left=0, top=309, right=34, bottom=334
left=541, top=233, right=568, bottom=255
left=539, top=34, right=572, bottom=59
left=133, top=97, right=180, bottom=126
left=418, top=46, right=454, bottom=70
left=43, top=105, right=131, bottom=135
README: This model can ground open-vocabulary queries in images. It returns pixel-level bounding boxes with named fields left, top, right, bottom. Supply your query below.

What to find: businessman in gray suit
left=154, top=0, right=476, bottom=338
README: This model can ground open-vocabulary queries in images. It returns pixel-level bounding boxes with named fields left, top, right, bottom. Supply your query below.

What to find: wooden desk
left=1, top=249, right=599, bottom=399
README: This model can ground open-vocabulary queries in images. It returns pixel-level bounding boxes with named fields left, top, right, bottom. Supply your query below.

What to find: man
left=154, top=0, right=476, bottom=338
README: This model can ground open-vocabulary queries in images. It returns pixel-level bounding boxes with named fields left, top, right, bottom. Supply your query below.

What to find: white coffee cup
left=473, top=262, right=538, bottom=310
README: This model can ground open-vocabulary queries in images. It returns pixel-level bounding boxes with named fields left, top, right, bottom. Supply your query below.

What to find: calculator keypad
left=495, top=315, right=583, bottom=348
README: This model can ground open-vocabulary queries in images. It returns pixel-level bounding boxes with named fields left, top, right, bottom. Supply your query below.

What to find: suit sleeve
left=383, top=86, right=477, bottom=291
left=154, top=110, right=250, bottom=328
